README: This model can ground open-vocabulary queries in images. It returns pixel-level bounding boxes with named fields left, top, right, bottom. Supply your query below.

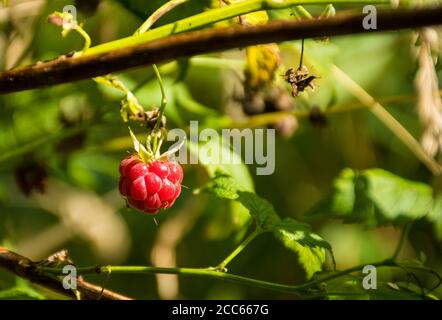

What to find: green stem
left=46, top=265, right=303, bottom=295
left=4, top=90, right=436, bottom=164
left=332, top=65, right=442, bottom=176
left=391, top=224, right=410, bottom=261
left=96, top=0, right=186, bottom=127
left=135, top=0, right=189, bottom=34
left=85, top=0, right=390, bottom=56
left=137, top=0, right=188, bottom=153
left=151, top=64, right=168, bottom=154
left=41, top=259, right=407, bottom=297
left=152, top=64, right=167, bottom=132
left=396, top=263, right=442, bottom=292
left=217, top=229, right=263, bottom=271
left=295, top=5, right=313, bottom=19
left=225, top=89, right=442, bottom=130
left=296, top=259, right=397, bottom=290
left=75, top=25, right=91, bottom=53
left=190, top=56, right=245, bottom=69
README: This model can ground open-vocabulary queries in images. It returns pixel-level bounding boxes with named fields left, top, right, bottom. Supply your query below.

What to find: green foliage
left=236, top=191, right=281, bottom=230
left=199, top=171, right=332, bottom=278
left=190, top=138, right=255, bottom=236
left=1, top=0, right=442, bottom=301
left=0, top=279, right=46, bottom=300
left=308, top=168, right=435, bottom=228
left=274, top=218, right=332, bottom=278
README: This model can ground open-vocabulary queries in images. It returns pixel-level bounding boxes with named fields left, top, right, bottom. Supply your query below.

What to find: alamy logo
left=362, top=5, right=377, bottom=30
left=62, top=264, right=77, bottom=290
left=362, top=265, right=377, bottom=289
left=62, top=5, right=77, bottom=28
left=167, top=121, right=275, bottom=175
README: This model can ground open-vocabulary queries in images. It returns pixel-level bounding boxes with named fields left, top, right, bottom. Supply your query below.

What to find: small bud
left=47, top=14, right=64, bottom=26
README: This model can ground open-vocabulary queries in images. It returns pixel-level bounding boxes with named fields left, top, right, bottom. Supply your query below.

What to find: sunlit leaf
left=200, top=172, right=332, bottom=277
left=274, top=218, right=332, bottom=279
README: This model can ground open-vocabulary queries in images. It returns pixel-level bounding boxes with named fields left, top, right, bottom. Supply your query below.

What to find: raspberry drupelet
left=118, top=155, right=183, bottom=214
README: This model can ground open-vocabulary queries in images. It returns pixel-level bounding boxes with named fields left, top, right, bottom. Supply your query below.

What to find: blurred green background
left=0, top=0, right=441, bottom=299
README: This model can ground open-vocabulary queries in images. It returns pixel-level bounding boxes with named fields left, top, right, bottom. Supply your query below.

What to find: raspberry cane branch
left=1, top=7, right=442, bottom=94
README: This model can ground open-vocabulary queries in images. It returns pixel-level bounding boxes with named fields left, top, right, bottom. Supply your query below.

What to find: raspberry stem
left=151, top=64, right=168, bottom=155
left=137, top=0, right=187, bottom=153
left=40, top=259, right=439, bottom=297
left=36, top=226, right=440, bottom=297
left=134, top=0, right=189, bottom=35
left=216, top=228, right=264, bottom=271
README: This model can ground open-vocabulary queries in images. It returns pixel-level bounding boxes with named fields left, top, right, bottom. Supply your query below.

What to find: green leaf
left=200, top=171, right=242, bottom=200
left=200, top=172, right=332, bottom=278
left=0, top=288, right=44, bottom=300
left=237, top=191, right=281, bottom=230
left=190, top=138, right=254, bottom=236
left=308, top=168, right=434, bottom=228
left=274, top=218, right=331, bottom=279
left=190, top=138, right=254, bottom=191
left=198, top=172, right=279, bottom=230
left=0, top=279, right=46, bottom=300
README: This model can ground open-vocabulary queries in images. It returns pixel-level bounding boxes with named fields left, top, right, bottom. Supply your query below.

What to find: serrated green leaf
left=200, top=172, right=331, bottom=277
left=274, top=218, right=332, bottom=251
left=190, top=139, right=254, bottom=236
left=308, top=168, right=434, bottom=228
left=274, top=218, right=331, bottom=279
left=190, top=139, right=254, bottom=192
left=200, top=172, right=242, bottom=200
left=237, top=191, right=281, bottom=230
left=199, top=172, right=279, bottom=230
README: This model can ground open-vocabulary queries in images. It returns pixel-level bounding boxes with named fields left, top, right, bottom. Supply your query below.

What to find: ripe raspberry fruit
left=119, top=155, right=183, bottom=214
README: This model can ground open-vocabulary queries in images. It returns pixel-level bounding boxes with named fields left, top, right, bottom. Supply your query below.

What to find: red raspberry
left=118, top=155, right=183, bottom=214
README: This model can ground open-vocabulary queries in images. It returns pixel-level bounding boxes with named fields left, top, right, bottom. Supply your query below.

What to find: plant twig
left=227, top=90, right=442, bottom=128
left=40, top=258, right=441, bottom=297
left=216, top=228, right=263, bottom=271
left=86, top=0, right=388, bottom=55
left=3, top=90, right=441, bottom=164
left=2, top=7, right=442, bottom=94
left=332, top=65, right=442, bottom=176
left=397, top=263, right=442, bottom=293
left=0, top=246, right=132, bottom=300
left=135, top=0, right=189, bottom=35
left=137, top=0, right=188, bottom=151
left=391, top=224, right=410, bottom=261
left=152, top=64, right=167, bottom=153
